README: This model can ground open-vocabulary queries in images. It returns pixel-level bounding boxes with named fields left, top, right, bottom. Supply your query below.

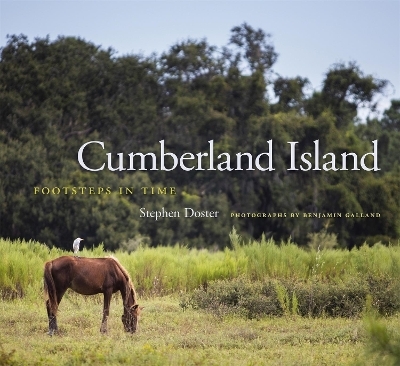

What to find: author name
left=139, top=207, right=220, bottom=220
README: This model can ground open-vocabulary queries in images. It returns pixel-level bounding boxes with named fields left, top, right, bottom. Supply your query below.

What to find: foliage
left=2, top=237, right=400, bottom=317
left=188, top=274, right=400, bottom=319
left=0, top=26, right=399, bottom=250
left=307, top=229, right=338, bottom=250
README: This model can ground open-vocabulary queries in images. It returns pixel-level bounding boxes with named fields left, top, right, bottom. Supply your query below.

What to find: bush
left=290, top=278, right=368, bottom=317
left=366, top=275, right=400, bottom=316
left=187, top=275, right=400, bottom=319
left=188, top=276, right=282, bottom=319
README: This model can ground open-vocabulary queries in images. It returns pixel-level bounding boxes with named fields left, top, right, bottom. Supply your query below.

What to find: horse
left=43, top=255, right=142, bottom=335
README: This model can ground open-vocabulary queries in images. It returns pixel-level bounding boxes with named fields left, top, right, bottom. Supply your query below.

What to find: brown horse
left=44, top=256, right=142, bottom=335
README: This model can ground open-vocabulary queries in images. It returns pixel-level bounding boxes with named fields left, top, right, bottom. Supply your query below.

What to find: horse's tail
left=44, top=261, right=58, bottom=315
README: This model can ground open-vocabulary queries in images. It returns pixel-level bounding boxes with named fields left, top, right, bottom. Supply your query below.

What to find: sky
left=1, top=0, right=399, bottom=120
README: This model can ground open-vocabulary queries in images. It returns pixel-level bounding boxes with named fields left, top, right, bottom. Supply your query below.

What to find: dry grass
left=0, top=292, right=383, bottom=366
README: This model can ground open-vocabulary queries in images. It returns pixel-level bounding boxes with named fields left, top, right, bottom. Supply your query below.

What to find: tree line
left=1, top=23, right=399, bottom=250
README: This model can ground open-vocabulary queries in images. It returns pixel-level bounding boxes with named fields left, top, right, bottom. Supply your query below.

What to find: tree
left=381, top=99, right=400, bottom=131
left=229, top=22, right=278, bottom=73
left=0, top=30, right=397, bottom=250
left=272, top=76, right=310, bottom=113
left=306, top=62, right=388, bottom=128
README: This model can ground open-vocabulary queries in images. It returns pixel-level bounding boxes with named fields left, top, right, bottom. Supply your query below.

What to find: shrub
left=290, top=278, right=368, bottom=317
left=366, top=275, right=400, bottom=316
left=188, top=275, right=400, bottom=319
left=189, top=276, right=282, bottom=319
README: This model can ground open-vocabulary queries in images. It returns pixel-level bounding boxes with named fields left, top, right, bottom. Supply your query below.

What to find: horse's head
left=122, top=304, right=142, bottom=333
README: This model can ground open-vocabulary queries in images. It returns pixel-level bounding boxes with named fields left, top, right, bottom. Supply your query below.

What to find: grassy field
left=1, top=237, right=400, bottom=365
left=0, top=293, right=385, bottom=366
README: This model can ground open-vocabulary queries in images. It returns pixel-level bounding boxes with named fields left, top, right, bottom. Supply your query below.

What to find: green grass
left=2, top=236, right=400, bottom=364
left=0, top=294, right=374, bottom=366
left=3, top=234, right=400, bottom=299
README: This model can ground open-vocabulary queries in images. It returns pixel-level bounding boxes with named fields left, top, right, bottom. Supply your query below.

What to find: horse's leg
left=100, top=291, right=112, bottom=334
left=47, top=288, right=66, bottom=336
left=46, top=299, right=57, bottom=336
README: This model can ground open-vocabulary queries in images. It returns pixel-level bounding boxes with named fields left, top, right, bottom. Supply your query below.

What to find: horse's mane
left=108, top=255, right=137, bottom=305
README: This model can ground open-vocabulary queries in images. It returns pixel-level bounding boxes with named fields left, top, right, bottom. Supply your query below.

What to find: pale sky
left=1, top=0, right=399, bottom=119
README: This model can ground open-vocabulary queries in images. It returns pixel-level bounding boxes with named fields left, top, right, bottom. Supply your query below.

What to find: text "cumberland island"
left=77, top=140, right=380, bottom=172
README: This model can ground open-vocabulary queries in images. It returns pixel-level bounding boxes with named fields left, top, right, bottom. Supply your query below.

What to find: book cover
left=0, top=1, right=399, bottom=364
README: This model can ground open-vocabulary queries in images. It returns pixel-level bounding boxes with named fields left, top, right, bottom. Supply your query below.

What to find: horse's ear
left=139, top=306, right=144, bottom=311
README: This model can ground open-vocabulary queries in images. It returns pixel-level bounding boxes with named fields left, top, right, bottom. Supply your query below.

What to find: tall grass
left=1, top=231, right=400, bottom=299
left=0, top=238, right=61, bottom=299
left=117, top=245, right=248, bottom=295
